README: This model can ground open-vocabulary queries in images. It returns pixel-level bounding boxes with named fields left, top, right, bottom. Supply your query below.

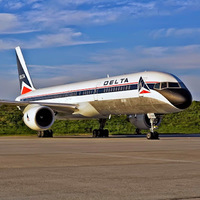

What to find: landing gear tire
left=93, top=118, right=109, bottom=138
left=153, top=132, right=159, bottom=139
left=146, top=132, right=159, bottom=140
left=93, top=129, right=98, bottom=137
left=146, top=113, right=160, bottom=140
left=37, top=130, right=53, bottom=138
left=47, top=130, right=53, bottom=138
left=146, top=132, right=152, bottom=139
left=135, top=128, right=141, bottom=135
left=104, top=129, right=109, bottom=137
left=93, top=129, right=109, bottom=138
left=37, top=131, right=42, bottom=137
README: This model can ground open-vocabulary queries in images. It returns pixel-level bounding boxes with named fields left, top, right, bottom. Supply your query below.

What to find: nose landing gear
left=146, top=113, right=159, bottom=140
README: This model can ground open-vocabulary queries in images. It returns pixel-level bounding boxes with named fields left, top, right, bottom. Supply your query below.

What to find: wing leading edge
left=0, top=101, right=78, bottom=115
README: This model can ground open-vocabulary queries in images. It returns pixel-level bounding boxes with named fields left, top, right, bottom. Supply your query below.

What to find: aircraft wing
left=0, top=100, right=78, bottom=114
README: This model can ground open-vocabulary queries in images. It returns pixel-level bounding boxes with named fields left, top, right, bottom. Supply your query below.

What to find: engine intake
left=23, top=105, right=55, bottom=131
left=128, top=114, right=161, bottom=130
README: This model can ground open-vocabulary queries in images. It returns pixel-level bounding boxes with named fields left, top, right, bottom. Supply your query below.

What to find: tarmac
left=0, top=135, right=200, bottom=200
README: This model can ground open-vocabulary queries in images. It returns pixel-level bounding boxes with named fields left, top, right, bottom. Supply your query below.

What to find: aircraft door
left=94, top=82, right=101, bottom=101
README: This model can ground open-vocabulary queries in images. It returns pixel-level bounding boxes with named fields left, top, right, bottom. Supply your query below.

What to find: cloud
left=1, top=1, right=200, bottom=50
left=25, top=28, right=106, bottom=49
left=4, top=2, right=24, bottom=10
left=1, top=1, right=200, bottom=29
left=0, top=1, right=180, bottom=32
left=0, top=13, right=38, bottom=35
left=151, top=28, right=200, bottom=38
left=164, top=0, right=200, bottom=10
left=90, top=45, right=200, bottom=73
left=23, top=8, right=121, bottom=30
left=0, top=29, right=39, bottom=35
left=0, top=13, right=19, bottom=32
left=0, top=0, right=43, bottom=10
left=0, top=39, right=20, bottom=50
left=27, top=44, right=200, bottom=79
left=0, top=28, right=105, bottom=50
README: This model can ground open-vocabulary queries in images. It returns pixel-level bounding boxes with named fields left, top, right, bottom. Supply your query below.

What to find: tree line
left=0, top=101, right=199, bottom=136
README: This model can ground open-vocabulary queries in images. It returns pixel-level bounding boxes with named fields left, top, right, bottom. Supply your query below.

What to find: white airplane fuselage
left=16, top=71, right=192, bottom=120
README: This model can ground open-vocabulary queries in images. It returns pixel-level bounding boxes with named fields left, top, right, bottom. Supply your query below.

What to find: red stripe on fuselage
left=20, top=81, right=158, bottom=100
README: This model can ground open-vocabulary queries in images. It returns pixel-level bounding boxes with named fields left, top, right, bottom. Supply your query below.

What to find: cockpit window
left=179, top=82, right=186, bottom=89
left=161, top=82, right=167, bottom=89
left=154, top=83, right=160, bottom=89
left=168, top=82, right=180, bottom=88
left=154, top=82, right=181, bottom=90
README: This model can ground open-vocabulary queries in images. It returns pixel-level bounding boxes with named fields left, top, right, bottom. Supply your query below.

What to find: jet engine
left=128, top=114, right=162, bottom=130
left=23, top=105, right=55, bottom=131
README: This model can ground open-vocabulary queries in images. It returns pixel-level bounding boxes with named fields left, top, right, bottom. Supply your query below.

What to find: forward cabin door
left=94, top=82, right=101, bottom=101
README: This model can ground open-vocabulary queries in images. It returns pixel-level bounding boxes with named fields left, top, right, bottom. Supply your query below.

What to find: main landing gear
left=135, top=128, right=142, bottom=135
left=37, top=130, right=53, bottom=138
left=146, top=113, right=159, bottom=140
left=93, top=119, right=109, bottom=138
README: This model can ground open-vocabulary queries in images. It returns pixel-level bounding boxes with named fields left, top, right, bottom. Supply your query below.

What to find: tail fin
left=15, top=46, right=35, bottom=95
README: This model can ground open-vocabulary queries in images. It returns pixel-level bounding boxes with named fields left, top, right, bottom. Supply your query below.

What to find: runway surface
left=0, top=135, right=200, bottom=200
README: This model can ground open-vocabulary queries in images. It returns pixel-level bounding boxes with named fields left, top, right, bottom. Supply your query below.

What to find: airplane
left=0, top=46, right=192, bottom=139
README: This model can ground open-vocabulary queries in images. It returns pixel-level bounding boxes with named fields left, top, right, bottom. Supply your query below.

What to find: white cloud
left=22, top=28, right=105, bottom=49
left=0, top=13, right=19, bottom=32
left=140, top=47, right=169, bottom=57
left=89, top=45, right=200, bottom=74
left=164, top=0, right=200, bottom=9
left=0, top=1, right=165, bottom=32
left=5, top=2, right=24, bottom=10
left=1, top=1, right=200, bottom=50
left=0, top=39, right=20, bottom=50
left=23, top=8, right=121, bottom=30
left=0, top=29, right=39, bottom=35
left=151, top=28, right=200, bottom=38
left=0, top=28, right=105, bottom=50
left=25, top=45, right=200, bottom=81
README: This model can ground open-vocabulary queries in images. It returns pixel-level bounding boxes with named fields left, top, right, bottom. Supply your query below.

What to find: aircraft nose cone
left=157, top=89, right=192, bottom=109
left=171, top=89, right=192, bottom=109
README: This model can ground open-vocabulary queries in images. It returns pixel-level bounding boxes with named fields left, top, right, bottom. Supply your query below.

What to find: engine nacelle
left=128, top=114, right=162, bottom=130
left=23, top=105, right=55, bottom=131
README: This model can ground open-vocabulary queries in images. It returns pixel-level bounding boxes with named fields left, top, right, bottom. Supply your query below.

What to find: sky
left=0, top=0, right=200, bottom=100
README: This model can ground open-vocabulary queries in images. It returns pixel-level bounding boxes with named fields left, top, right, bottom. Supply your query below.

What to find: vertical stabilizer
left=15, top=46, right=35, bottom=95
